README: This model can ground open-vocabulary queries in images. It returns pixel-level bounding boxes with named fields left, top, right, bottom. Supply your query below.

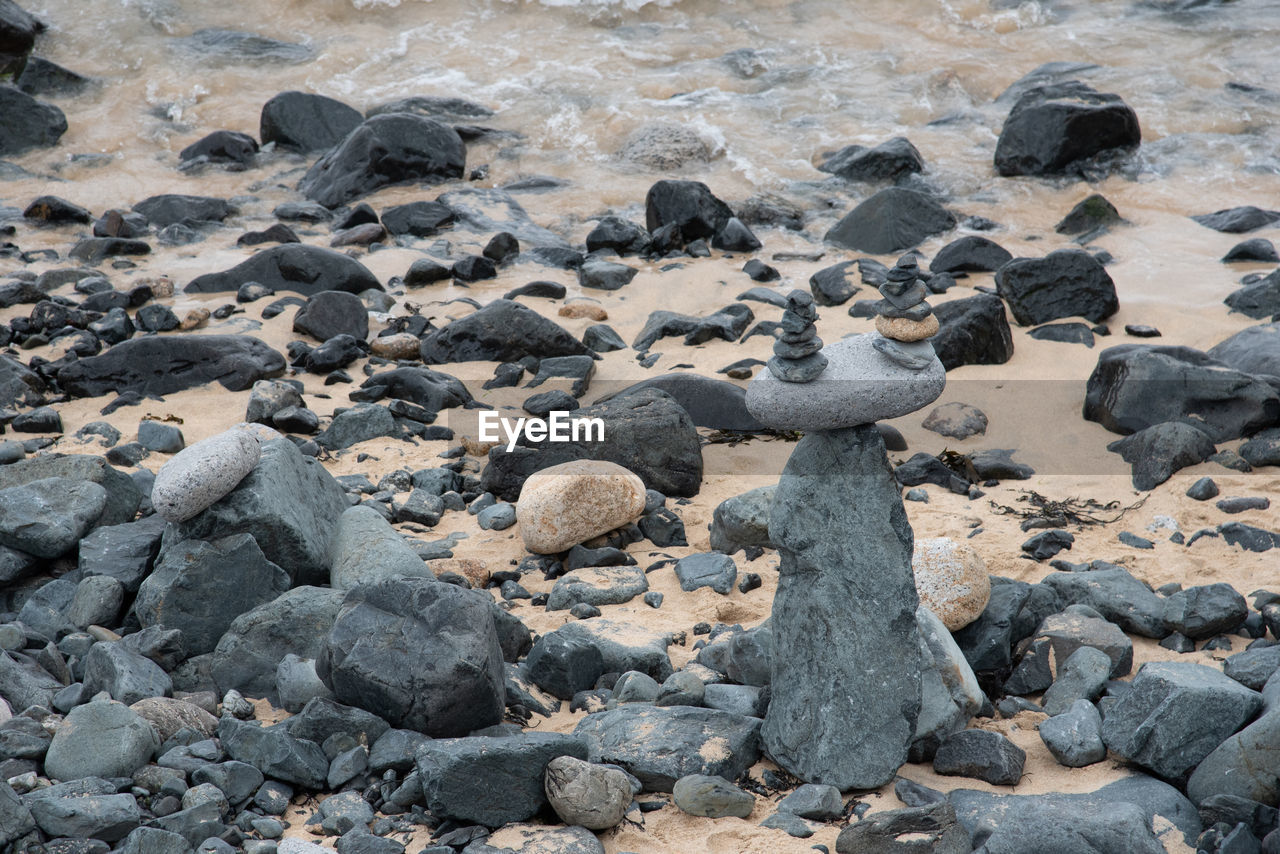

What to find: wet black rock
left=237, top=223, right=298, bottom=247
left=996, top=249, right=1118, bottom=325
left=1022, top=529, right=1074, bottom=561
left=1187, top=477, right=1220, bottom=501
left=644, top=180, right=734, bottom=242
left=178, top=130, right=258, bottom=168
left=1030, top=321, right=1095, bottom=347
left=825, top=187, right=956, bottom=254
left=318, top=577, right=504, bottom=737
left=133, top=194, right=232, bottom=228
left=349, top=367, right=472, bottom=415
left=930, top=236, right=1013, bottom=274
left=0, top=0, right=42, bottom=79
left=381, top=200, right=454, bottom=237
left=259, top=91, right=362, bottom=153
left=299, top=114, right=466, bottom=208
left=403, top=258, right=451, bottom=287
left=1222, top=238, right=1278, bottom=263
left=23, top=195, right=90, bottom=225
left=0, top=85, right=66, bottom=156
left=186, top=244, right=381, bottom=296
left=1162, top=583, right=1248, bottom=640
left=292, top=290, right=369, bottom=342
left=57, top=334, right=284, bottom=397
left=710, top=216, right=761, bottom=252
left=930, top=293, right=1015, bottom=370
left=366, top=94, right=494, bottom=123
left=994, top=81, right=1141, bottom=177
left=505, top=280, right=566, bottom=301
left=818, top=136, right=925, bottom=182
left=808, top=260, right=860, bottom=306
left=585, top=216, right=649, bottom=255
left=632, top=304, right=753, bottom=351
left=1224, top=269, right=1280, bottom=320
left=1055, top=194, right=1123, bottom=235
left=69, top=237, right=151, bottom=263
left=578, top=258, right=637, bottom=291
left=1107, top=421, right=1216, bottom=490
left=1192, top=206, right=1280, bottom=234
left=451, top=255, right=496, bottom=282
left=1084, top=344, right=1280, bottom=442
left=419, top=299, right=588, bottom=363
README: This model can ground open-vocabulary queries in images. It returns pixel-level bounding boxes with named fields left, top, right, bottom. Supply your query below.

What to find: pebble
left=912, top=537, right=991, bottom=631
left=151, top=428, right=261, bottom=522
left=672, top=774, right=755, bottom=818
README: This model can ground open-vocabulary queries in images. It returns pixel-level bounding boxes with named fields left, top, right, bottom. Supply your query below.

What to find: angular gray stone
left=318, top=577, right=504, bottom=737
left=674, top=553, right=737, bottom=594
left=933, top=729, right=1026, bottom=786
left=824, top=187, right=956, bottom=254
left=328, top=505, right=433, bottom=589
left=1041, top=567, right=1167, bottom=638
left=293, top=290, right=369, bottom=343
left=415, top=733, right=589, bottom=826
left=948, top=788, right=1167, bottom=854
left=0, top=782, right=35, bottom=847
left=1162, top=583, right=1248, bottom=640
left=23, top=778, right=141, bottom=842
left=835, top=801, right=970, bottom=854
left=314, top=403, right=399, bottom=451
left=0, top=477, right=107, bottom=558
left=1101, top=661, right=1263, bottom=779
left=915, top=605, right=985, bottom=751
left=762, top=424, right=921, bottom=789
left=0, top=650, right=62, bottom=711
left=746, top=333, right=945, bottom=431
left=1034, top=606, right=1133, bottom=679
left=546, top=565, right=648, bottom=611
left=575, top=705, right=761, bottom=793
left=117, top=827, right=190, bottom=854
left=1042, top=646, right=1112, bottom=715
left=151, top=428, right=261, bottom=523
left=1040, top=699, right=1106, bottom=768
left=543, top=755, right=632, bottom=830
left=995, top=249, right=1119, bottom=326
left=43, top=699, right=160, bottom=781
left=66, top=575, right=125, bottom=630
left=1187, top=709, right=1280, bottom=807
left=537, top=619, right=673, bottom=684
left=77, top=515, right=166, bottom=593
left=709, top=484, right=775, bottom=554
left=218, top=716, right=328, bottom=789
left=211, top=586, right=346, bottom=700
left=137, top=535, right=290, bottom=655
left=82, top=642, right=172, bottom=704
left=777, top=783, right=843, bottom=820
left=1223, top=644, right=1280, bottom=691
left=170, top=438, right=348, bottom=586
left=672, top=774, right=754, bottom=818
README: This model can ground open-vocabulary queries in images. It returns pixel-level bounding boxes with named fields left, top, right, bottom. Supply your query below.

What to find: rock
left=44, top=699, right=159, bottom=781
left=0, top=649, right=68, bottom=711
left=1208, top=323, right=1280, bottom=381
left=415, top=733, right=588, bottom=826
left=0, top=781, right=34, bottom=847
left=1187, top=710, right=1280, bottom=807
left=912, top=537, right=990, bottom=631
left=996, top=249, right=1118, bottom=326
left=1101, top=661, right=1263, bottom=779
left=82, top=641, right=172, bottom=704
left=349, top=367, right=473, bottom=416
left=1193, top=206, right=1280, bottom=234
left=151, top=428, right=261, bottom=523
left=328, top=505, right=432, bottom=589
left=922, top=402, right=988, bottom=440
left=459, top=824, right=603, bottom=854
left=1187, top=477, right=1220, bottom=501
left=536, top=619, right=673, bottom=685
left=915, top=605, right=986, bottom=754
left=0, top=477, right=106, bottom=558
left=1055, top=193, right=1123, bottom=236
left=318, top=577, right=504, bottom=737
left=1240, top=429, right=1280, bottom=468
left=1107, top=421, right=1217, bottom=491
left=0, top=85, right=66, bottom=156
left=994, top=81, right=1141, bottom=176
left=138, top=420, right=185, bottom=454
left=818, top=136, right=924, bottom=182
left=58, top=335, right=285, bottom=398
left=217, top=716, right=328, bottom=789
left=67, top=575, right=125, bottom=629
left=187, top=244, right=380, bottom=296
left=1225, top=269, right=1280, bottom=320
left=931, top=236, right=1013, bottom=274
left=170, top=437, right=348, bottom=585
left=516, top=460, right=646, bottom=554
left=298, top=114, right=465, bottom=208
left=1041, top=699, right=1106, bottom=767
left=674, top=553, right=737, bottom=594
left=259, top=91, right=363, bottom=153
left=0, top=1, right=41, bottom=79
left=420, top=299, right=587, bottom=364
left=929, top=293, right=1015, bottom=370
left=293, top=291, right=368, bottom=342
left=835, top=802, right=970, bottom=854
left=762, top=424, right=921, bottom=789
left=481, top=389, right=703, bottom=500
left=599, top=374, right=764, bottom=432
left=1030, top=321, right=1096, bottom=347
left=543, top=755, right=631, bottom=830
left=179, top=130, right=258, bottom=167
left=618, top=123, right=711, bottom=169
left=1042, top=646, right=1112, bottom=715
left=1035, top=606, right=1133, bottom=678
left=825, top=187, right=956, bottom=254
left=130, top=697, right=218, bottom=742
left=933, top=729, right=1025, bottom=785
left=776, top=784, right=843, bottom=820
left=546, top=566, right=648, bottom=611
left=574, top=705, right=761, bottom=792
left=133, top=194, right=231, bottom=227
left=577, top=257, right=637, bottom=291
left=1041, top=567, right=1167, bottom=638
left=1223, top=645, right=1280, bottom=691
left=709, top=484, right=774, bottom=554
left=523, top=632, right=604, bottom=700
left=1084, top=344, right=1280, bottom=442
left=136, top=535, right=289, bottom=655
left=644, top=180, right=733, bottom=241
left=809, top=261, right=860, bottom=306
left=672, top=774, right=754, bottom=818
left=23, top=778, right=141, bottom=842
left=211, top=586, right=346, bottom=699
left=1162, top=584, right=1248, bottom=640
left=0, top=353, right=44, bottom=409
left=1223, top=238, right=1279, bottom=263
left=631, top=304, right=753, bottom=351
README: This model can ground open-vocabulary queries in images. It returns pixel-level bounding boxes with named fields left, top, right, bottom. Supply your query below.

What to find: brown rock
left=179, top=308, right=210, bottom=331
left=130, top=696, right=219, bottom=741
left=517, top=460, right=647, bottom=554
left=369, top=333, right=420, bottom=360
left=913, top=537, right=990, bottom=631
left=875, top=313, right=939, bottom=342
left=559, top=303, right=608, bottom=321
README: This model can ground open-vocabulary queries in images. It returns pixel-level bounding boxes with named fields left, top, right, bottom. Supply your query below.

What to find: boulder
left=150, top=428, right=261, bottom=523
left=1192, top=206, right=1280, bottom=234
left=1040, top=699, right=1106, bottom=767
left=709, top=484, right=775, bottom=554
left=57, top=335, right=285, bottom=397
left=929, top=293, right=1014, bottom=370
left=43, top=699, right=159, bottom=781
left=1107, top=421, right=1216, bottom=490
left=186, top=244, right=381, bottom=296
left=77, top=514, right=166, bottom=593
left=543, top=755, right=632, bottom=830
left=1187, top=710, right=1280, bottom=807
left=23, top=779, right=141, bottom=842
left=420, top=299, right=588, bottom=364
left=1207, top=322, right=1280, bottom=380
left=516, top=460, right=647, bottom=554
left=825, top=187, right=956, bottom=254
left=994, top=81, right=1141, bottom=176
left=81, top=642, right=172, bottom=704
left=930, top=236, right=1013, bottom=274
left=0, top=85, right=66, bottom=156
left=328, top=505, right=434, bottom=589
left=132, top=194, right=231, bottom=227
left=0, top=477, right=106, bottom=558
left=259, top=91, right=363, bottom=153
left=1042, top=567, right=1167, bottom=638
left=293, top=290, right=368, bottom=342
left=995, top=249, right=1118, bottom=325
left=217, top=716, right=328, bottom=789
left=818, top=136, right=924, bottom=182
left=836, top=802, right=970, bottom=854
left=298, top=113, right=466, bottom=208
left=0, top=1, right=41, bottom=79
left=644, top=180, right=733, bottom=240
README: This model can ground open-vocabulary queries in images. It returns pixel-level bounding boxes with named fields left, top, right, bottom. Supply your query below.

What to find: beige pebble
left=559, top=303, right=608, bottom=321
left=179, top=308, right=210, bottom=330
left=430, top=558, right=490, bottom=587
left=517, top=460, right=647, bottom=554
left=913, top=537, right=991, bottom=631
left=875, top=313, right=939, bottom=342
left=370, top=333, right=421, bottom=360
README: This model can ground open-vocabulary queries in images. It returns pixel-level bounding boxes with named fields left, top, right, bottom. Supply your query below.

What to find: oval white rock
left=517, top=460, right=647, bottom=554
left=151, top=428, right=262, bottom=523
left=913, top=537, right=991, bottom=631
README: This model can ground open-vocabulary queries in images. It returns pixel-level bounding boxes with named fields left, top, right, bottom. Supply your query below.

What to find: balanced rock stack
left=744, top=283, right=947, bottom=789
left=873, top=255, right=940, bottom=371
left=768, top=291, right=828, bottom=382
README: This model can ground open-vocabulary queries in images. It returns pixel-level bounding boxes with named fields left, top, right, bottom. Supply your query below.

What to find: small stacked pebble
left=872, top=255, right=939, bottom=371
left=767, top=291, right=828, bottom=382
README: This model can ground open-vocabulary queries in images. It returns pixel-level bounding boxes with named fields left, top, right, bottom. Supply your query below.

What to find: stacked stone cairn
left=744, top=276, right=947, bottom=789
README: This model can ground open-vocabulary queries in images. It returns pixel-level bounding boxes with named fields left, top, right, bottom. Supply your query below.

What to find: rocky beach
left=2, top=0, right=1280, bottom=852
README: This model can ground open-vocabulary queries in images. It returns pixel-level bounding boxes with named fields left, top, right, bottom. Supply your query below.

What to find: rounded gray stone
left=152, top=429, right=261, bottom=522
left=746, top=332, right=945, bottom=430
left=544, top=755, right=633, bottom=830
left=672, top=774, right=755, bottom=818
left=44, top=699, right=161, bottom=781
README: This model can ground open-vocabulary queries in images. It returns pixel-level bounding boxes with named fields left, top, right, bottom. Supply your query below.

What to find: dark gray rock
left=43, top=699, right=159, bottom=781
left=930, top=293, right=1015, bottom=370
left=672, top=774, right=754, bottom=818
left=1223, top=238, right=1279, bottom=263
left=420, top=299, right=587, bottom=364
left=1040, top=699, right=1106, bottom=767
left=1041, top=567, right=1167, bottom=638
left=825, top=187, right=956, bottom=254
left=349, top=366, right=472, bottom=415
left=777, top=783, right=844, bottom=821
left=1101, top=661, right=1262, bottom=779
left=994, top=81, right=1141, bottom=177
left=674, top=553, right=737, bottom=594
left=1041, top=646, right=1112, bottom=715
left=1225, top=269, right=1280, bottom=320
left=577, top=258, right=637, bottom=291
left=1085, top=344, right=1280, bottom=442
left=632, top=304, right=753, bottom=352
left=211, top=586, right=346, bottom=699
left=179, top=130, right=258, bottom=167
left=931, top=236, right=1013, bottom=274
left=133, top=194, right=231, bottom=228
left=117, top=827, right=190, bottom=854
left=1193, top=206, right=1280, bottom=234
left=1035, top=606, right=1133, bottom=678
left=382, top=200, right=454, bottom=237
left=318, top=577, right=504, bottom=737
left=414, top=733, right=588, bottom=826
left=709, top=484, right=774, bottom=554
left=1188, top=477, right=1220, bottom=501
left=597, top=374, right=764, bottom=432
left=1055, top=193, right=1124, bottom=235
left=314, top=403, right=397, bottom=451
left=536, top=619, right=673, bottom=684
left=0, top=353, right=45, bottom=409
left=0, top=85, right=66, bottom=156
left=574, top=705, right=761, bottom=792
left=0, top=780, right=35, bottom=847
left=1029, top=321, right=1095, bottom=347
left=1223, top=645, right=1280, bottom=691
left=217, top=716, right=328, bottom=789
left=1240, top=428, right=1280, bottom=468
left=0, top=0, right=41, bottom=80
left=546, top=566, right=648, bottom=612
left=644, top=180, right=733, bottom=241
left=58, top=335, right=284, bottom=397
left=186, top=244, right=380, bottom=296
left=933, top=729, right=1025, bottom=785
left=835, top=801, right=970, bottom=854
left=480, top=388, right=702, bottom=500
left=1188, top=710, right=1280, bottom=808
left=1107, top=421, right=1217, bottom=490
left=0, top=649, right=62, bottom=710
left=0, top=477, right=106, bottom=558
left=175, top=28, right=312, bottom=65
left=807, top=261, right=859, bottom=306
left=137, top=535, right=290, bottom=655
left=996, top=249, right=1119, bottom=326
left=298, top=114, right=465, bottom=208
left=523, top=631, right=604, bottom=700
left=170, top=437, right=348, bottom=585
left=293, top=291, right=368, bottom=342
left=191, top=760, right=264, bottom=806
left=23, top=778, right=140, bottom=842
left=259, top=91, right=363, bottom=153
left=922, top=402, right=987, bottom=439
left=763, top=424, right=920, bottom=789
left=818, top=136, right=924, bottom=182
left=1162, top=583, right=1248, bottom=640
